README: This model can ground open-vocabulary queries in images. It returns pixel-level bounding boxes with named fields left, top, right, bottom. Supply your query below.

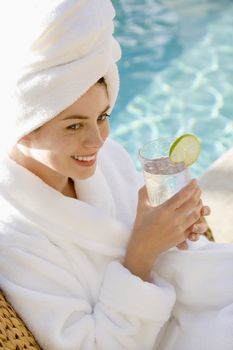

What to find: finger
left=188, top=233, right=200, bottom=241
left=182, top=199, right=203, bottom=231
left=177, top=187, right=202, bottom=216
left=176, top=240, right=189, bottom=250
left=201, top=205, right=211, bottom=216
left=166, top=179, right=198, bottom=210
left=195, top=215, right=208, bottom=225
left=190, top=222, right=208, bottom=234
left=138, top=186, right=150, bottom=207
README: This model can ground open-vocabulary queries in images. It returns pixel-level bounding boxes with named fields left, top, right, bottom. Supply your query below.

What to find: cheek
left=47, top=132, right=71, bottom=152
left=34, top=135, right=71, bottom=162
left=100, top=122, right=110, bottom=140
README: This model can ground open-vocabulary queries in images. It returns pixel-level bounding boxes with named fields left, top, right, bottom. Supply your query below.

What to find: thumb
left=138, top=186, right=150, bottom=208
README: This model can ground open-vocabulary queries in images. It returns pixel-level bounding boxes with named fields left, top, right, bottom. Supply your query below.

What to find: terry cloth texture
left=0, top=138, right=176, bottom=350
left=0, top=138, right=233, bottom=349
left=1, top=0, right=121, bottom=149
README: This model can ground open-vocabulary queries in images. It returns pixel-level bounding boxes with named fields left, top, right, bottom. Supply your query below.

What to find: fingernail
left=192, top=225, right=198, bottom=233
left=179, top=242, right=188, bottom=250
left=182, top=242, right=188, bottom=250
left=203, top=208, right=210, bottom=215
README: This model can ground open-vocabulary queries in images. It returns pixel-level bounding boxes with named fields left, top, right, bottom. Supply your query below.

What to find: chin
left=73, top=164, right=97, bottom=180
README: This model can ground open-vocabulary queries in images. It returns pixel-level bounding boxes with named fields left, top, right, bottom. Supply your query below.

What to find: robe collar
left=0, top=155, right=130, bottom=257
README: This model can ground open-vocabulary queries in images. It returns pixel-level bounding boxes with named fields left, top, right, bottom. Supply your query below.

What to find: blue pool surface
left=110, top=0, right=233, bottom=177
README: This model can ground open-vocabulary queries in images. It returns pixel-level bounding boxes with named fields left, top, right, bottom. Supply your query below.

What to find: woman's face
left=24, top=82, right=110, bottom=181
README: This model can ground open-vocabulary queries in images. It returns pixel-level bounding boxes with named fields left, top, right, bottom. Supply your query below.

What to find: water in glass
left=143, top=156, right=190, bottom=206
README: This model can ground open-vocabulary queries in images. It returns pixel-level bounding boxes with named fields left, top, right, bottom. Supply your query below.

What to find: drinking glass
left=139, top=137, right=191, bottom=207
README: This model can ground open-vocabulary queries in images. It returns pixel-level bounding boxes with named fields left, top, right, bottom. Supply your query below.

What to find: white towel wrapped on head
left=0, top=0, right=121, bottom=150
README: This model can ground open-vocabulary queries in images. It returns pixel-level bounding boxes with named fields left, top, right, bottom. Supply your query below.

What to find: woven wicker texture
left=202, top=216, right=215, bottom=242
left=0, top=219, right=213, bottom=350
left=0, top=290, right=41, bottom=350
left=204, top=227, right=215, bottom=241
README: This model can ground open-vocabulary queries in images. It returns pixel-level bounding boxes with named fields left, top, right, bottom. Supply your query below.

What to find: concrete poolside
left=199, top=147, right=233, bottom=243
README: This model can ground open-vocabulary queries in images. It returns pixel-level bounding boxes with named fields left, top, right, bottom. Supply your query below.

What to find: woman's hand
left=123, top=179, right=202, bottom=281
left=176, top=204, right=211, bottom=250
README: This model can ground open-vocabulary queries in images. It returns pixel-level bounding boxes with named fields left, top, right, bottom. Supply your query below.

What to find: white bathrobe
left=0, top=138, right=232, bottom=350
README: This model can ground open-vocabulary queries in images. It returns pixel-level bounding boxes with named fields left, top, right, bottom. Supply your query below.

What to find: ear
left=18, top=128, right=40, bottom=145
left=18, top=134, right=31, bottom=145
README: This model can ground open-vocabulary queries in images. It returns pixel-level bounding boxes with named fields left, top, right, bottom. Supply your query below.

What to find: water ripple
left=111, top=0, right=233, bottom=177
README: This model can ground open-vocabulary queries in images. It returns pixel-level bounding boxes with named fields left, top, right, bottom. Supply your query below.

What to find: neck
left=62, top=178, right=77, bottom=199
left=9, top=146, right=77, bottom=199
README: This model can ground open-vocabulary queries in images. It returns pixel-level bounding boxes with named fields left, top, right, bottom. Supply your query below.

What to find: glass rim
left=138, top=136, right=175, bottom=161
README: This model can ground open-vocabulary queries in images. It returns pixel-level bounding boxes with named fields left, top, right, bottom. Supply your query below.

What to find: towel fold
left=1, top=0, right=121, bottom=150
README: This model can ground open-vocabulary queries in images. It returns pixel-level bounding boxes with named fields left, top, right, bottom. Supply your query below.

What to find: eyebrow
left=62, top=105, right=110, bottom=120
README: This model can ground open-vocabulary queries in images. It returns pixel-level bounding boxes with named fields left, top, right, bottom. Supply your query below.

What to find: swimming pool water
left=111, top=0, right=233, bottom=177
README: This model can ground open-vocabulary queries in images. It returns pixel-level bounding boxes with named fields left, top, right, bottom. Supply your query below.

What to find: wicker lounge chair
left=0, top=290, right=41, bottom=350
left=0, top=224, right=214, bottom=350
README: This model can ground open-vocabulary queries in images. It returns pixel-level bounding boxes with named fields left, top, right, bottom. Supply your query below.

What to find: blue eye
left=97, top=113, right=110, bottom=122
left=67, top=123, right=81, bottom=130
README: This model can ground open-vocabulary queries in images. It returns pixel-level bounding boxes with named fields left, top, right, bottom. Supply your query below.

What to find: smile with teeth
left=72, top=154, right=96, bottom=162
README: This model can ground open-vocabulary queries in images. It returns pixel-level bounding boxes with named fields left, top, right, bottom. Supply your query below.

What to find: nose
left=82, top=125, right=104, bottom=149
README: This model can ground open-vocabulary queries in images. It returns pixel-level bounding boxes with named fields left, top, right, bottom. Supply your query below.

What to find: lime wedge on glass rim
left=169, top=134, right=201, bottom=166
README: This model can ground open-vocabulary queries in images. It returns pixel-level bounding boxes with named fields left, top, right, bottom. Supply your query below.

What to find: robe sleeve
left=0, top=237, right=175, bottom=350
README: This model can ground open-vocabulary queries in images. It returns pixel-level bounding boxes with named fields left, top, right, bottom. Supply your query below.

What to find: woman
left=0, top=1, right=232, bottom=349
